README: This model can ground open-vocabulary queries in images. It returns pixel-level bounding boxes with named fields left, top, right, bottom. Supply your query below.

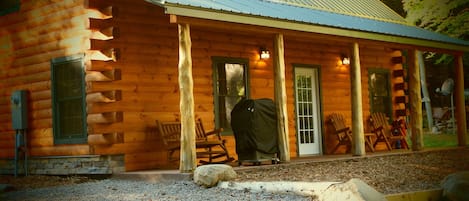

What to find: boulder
left=441, top=171, right=469, bottom=201
left=193, top=164, right=237, bottom=187
left=320, top=178, right=386, bottom=201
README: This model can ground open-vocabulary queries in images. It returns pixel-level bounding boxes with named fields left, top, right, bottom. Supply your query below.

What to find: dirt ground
left=234, top=147, right=469, bottom=194
left=1, top=147, right=468, bottom=195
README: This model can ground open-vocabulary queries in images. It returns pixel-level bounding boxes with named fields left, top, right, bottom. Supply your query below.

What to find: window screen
left=51, top=54, right=87, bottom=144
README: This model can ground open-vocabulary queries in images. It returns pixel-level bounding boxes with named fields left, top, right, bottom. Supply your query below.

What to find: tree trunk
left=274, top=33, right=290, bottom=162
left=178, top=23, right=197, bottom=173
left=351, top=42, right=365, bottom=156
left=409, top=50, right=423, bottom=151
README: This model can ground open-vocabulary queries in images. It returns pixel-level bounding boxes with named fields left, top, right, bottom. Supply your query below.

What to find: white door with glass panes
left=295, top=67, right=322, bottom=155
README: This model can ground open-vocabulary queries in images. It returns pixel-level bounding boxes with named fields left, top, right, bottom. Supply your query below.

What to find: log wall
left=0, top=0, right=94, bottom=158
left=0, top=0, right=404, bottom=171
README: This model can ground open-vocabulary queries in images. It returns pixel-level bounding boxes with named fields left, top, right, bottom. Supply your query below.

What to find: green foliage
left=402, top=0, right=469, bottom=64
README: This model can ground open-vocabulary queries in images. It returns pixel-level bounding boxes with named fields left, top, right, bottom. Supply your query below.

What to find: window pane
left=59, top=99, right=84, bottom=137
left=52, top=55, right=86, bottom=144
left=55, top=60, right=83, bottom=98
left=369, top=70, right=391, bottom=117
left=214, top=59, right=248, bottom=132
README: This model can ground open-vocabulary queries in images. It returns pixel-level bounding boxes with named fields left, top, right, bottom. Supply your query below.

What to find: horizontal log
left=88, top=132, right=124, bottom=145
left=0, top=0, right=86, bottom=28
left=30, top=90, right=51, bottom=101
left=90, top=26, right=118, bottom=40
left=0, top=62, right=50, bottom=79
left=87, top=6, right=114, bottom=20
left=87, top=122, right=124, bottom=135
left=86, top=90, right=122, bottom=103
left=85, top=69, right=121, bottom=82
left=86, top=48, right=119, bottom=61
left=31, top=108, right=52, bottom=119
left=3, top=71, right=50, bottom=88
left=86, top=60, right=115, bottom=71
left=87, top=111, right=123, bottom=124
left=392, top=56, right=405, bottom=64
left=395, top=96, right=407, bottom=104
left=29, top=144, right=90, bottom=157
left=87, top=18, right=114, bottom=30
left=31, top=99, right=52, bottom=110
left=8, top=46, right=87, bottom=70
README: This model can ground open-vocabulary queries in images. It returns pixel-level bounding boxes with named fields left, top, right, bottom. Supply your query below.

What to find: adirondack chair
left=155, top=119, right=234, bottom=164
left=369, top=112, right=408, bottom=150
left=328, top=113, right=353, bottom=154
left=328, top=113, right=374, bottom=154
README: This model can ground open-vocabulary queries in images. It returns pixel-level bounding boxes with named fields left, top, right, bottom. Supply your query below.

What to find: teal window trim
left=51, top=54, right=87, bottom=144
left=0, top=0, right=20, bottom=16
left=212, top=57, right=250, bottom=135
left=368, top=68, right=393, bottom=121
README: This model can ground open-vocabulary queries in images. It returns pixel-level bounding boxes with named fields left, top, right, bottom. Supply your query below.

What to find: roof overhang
left=150, top=1, right=469, bottom=52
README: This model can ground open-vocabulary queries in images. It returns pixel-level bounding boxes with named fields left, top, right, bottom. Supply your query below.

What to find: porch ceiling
left=147, top=0, right=469, bottom=52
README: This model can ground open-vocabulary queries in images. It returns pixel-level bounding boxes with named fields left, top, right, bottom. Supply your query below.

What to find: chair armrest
left=205, top=128, right=224, bottom=139
left=335, top=127, right=351, bottom=134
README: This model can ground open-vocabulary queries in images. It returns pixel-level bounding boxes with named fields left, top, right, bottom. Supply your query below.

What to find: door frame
left=293, top=64, right=324, bottom=156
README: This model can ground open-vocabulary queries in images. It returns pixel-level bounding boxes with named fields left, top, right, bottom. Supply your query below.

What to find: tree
left=402, top=0, right=469, bottom=65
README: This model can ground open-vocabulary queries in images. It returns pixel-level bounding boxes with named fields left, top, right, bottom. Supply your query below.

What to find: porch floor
left=113, top=148, right=429, bottom=182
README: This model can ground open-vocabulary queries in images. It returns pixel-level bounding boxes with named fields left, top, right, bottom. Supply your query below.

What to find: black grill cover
left=231, top=98, right=279, bottom=156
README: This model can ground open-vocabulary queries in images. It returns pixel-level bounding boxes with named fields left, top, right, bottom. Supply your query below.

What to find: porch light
left=260, top=48, right=270, bottom=60
left=341, top=54, right=350, bottom=65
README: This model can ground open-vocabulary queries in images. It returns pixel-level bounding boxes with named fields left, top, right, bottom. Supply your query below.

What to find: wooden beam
left=85, top=69, right=121, bottom=82
left=350, top=42, right=366, bottom=156
left=178, top=23, right=197, bottom=173
left=88, top=132, right=124, bottom=145
left=86, top=90, right=122, bottom=103
left=87, top=112, right=123, bottom=124
left=86, top=48, right=119, bottom=61
left=164, top=7, right=469, bottom=52
left=409, top=50, right=424, bottom=150
left=273, top=33, right=290, bottom=162
left=455, top=54, right=467, bottom=146
left=90, top=27, right=118, bottom=40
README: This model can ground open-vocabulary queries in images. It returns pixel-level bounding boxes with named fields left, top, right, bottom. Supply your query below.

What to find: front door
left=295, top=67, right=322, bottom=155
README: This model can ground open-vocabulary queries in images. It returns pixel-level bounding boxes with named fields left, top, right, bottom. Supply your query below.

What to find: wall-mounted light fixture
left=260, top=47, right=270, bottom=60
left=341, top=54, right=350, bottom=65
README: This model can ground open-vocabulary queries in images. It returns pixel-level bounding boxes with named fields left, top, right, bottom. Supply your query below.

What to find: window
left=368, top=68, right=392, bottom=119
left=51, top=54, right=87, bottom=144
left=0, top=0, right=20, bottom=16
left=212, top=57, right=249, bottom=134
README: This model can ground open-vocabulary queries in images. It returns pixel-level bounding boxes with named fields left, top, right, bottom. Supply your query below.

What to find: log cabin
left=0, top=0, right=468, bottom=174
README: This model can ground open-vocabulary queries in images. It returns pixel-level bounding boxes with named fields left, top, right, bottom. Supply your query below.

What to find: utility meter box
left=11, top=90, right=28, bottom=130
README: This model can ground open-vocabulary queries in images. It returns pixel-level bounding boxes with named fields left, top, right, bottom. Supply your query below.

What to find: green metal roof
left=268, top=0, right=407, bottom=24
left=148, top=0, right=469, bottom=51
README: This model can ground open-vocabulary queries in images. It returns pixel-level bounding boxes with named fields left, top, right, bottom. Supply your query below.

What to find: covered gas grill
left=231, top=98, right=279, bottom=165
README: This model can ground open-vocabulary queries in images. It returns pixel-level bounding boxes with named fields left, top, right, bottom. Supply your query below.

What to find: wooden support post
left=178, top=23, right=197, bottom=173
left=455, top=54, right=467, bottom=146
left=350, top=42, right=366, bottom=156
left=273, top=34, right=290, bottom=162
left=409, top=50, right=424, bottom=150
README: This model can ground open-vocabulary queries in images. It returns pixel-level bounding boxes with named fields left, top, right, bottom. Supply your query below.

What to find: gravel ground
left=1, top=148, right=468, bottom=201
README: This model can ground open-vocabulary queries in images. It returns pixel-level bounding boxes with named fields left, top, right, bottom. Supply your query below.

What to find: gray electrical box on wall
left=11, top=90, right=28, bottom=130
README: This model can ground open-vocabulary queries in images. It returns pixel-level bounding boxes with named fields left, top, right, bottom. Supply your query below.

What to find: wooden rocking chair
left=328, top=113, right=353, bottom=154
left=156, top=119, right=234, bottom=165
left=369, top=112, right=408, bottom=150
left=328, top=113, right=374, bottom=154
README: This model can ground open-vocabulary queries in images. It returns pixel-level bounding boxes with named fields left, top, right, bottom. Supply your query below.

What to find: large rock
left=193, top=164, right=237, bottom=187
left=320, top=178, right=386, bottom=201
left=441, top=171, right=469, bottom=201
